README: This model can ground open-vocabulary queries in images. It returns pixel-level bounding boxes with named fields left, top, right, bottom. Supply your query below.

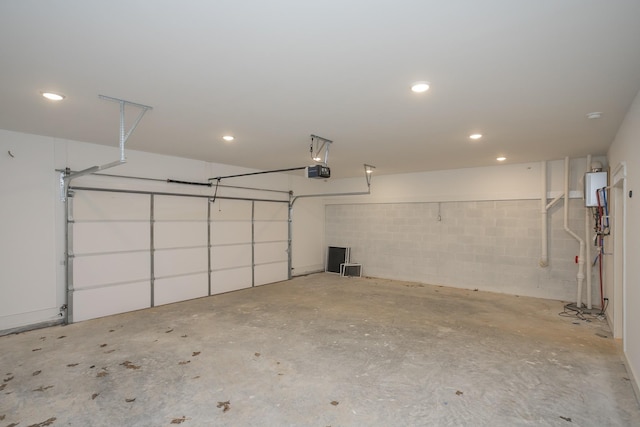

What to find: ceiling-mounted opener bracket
left=364, top=164, right=376, bottom=188
left=59, top=95, right=152, bottom=201
left=310, top=134, right=332, bottom=166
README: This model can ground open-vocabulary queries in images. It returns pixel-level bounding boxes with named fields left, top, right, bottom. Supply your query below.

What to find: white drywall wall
left=0, top=130, right=60, bottom=331
left=0, top=130, right=326, bottom=331
left=319, top=158, right=599, bottom=204
left=607, top=88, right=640, bottom=400
left=288, top=196, right=325, bottom=275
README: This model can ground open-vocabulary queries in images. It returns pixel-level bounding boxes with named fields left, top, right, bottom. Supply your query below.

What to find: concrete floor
left=1, top=273, right=639, bottom=427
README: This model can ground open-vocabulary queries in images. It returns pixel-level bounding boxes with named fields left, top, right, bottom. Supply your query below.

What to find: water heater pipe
left=540, top=161, right=563, bottom=267
left=564, top=156, right=586, bottom=308
left=585, top=154, right=592, bottom=309
left=540, top=161, right=549, bottom=267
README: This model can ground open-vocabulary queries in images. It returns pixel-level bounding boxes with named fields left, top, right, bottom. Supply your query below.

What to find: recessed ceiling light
left=469, top=134, right=483, bottom=140
left=411, top=81, right=430, bottom=93
left=41, top=92, right=65, bottom=101
left=496, top=156, right=507, bottom=162
left=222, top=135, right=235, bottom=142
left=586, top=112, right=603, bottom=120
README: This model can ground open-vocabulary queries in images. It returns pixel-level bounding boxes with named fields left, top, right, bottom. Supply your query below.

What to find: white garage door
left=253, top=201, right=290, bottom=286
left=68, top=189, right=289, bottom=322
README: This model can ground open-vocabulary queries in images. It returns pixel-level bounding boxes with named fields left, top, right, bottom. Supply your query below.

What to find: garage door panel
left=154, top=273, right=208, bottom=306
left=254, top=221, right=288, bottom=242
left=254, top=202, right=288, bottom=220
left=211, top=244, right=252, bottom=269
left=154, top=196, right=207, bottom=220
left=72, top=281, right=150, bottom=322
left=70, top=190, right=290, bottom=323
left=74, top=222, right=149, bottom=254
left=254, top=262, right=287, bottom=286
left=210, top=221, right=251, bottom=245
left=155, top=222, right=207, bottom=248
left=155, top=248, right=208, bottom=277
left=73, top=192, right=150, bottom=221
left=74, top=252, right=150, bottom=289
left=255, top=241, right=288, bottom=265
left=210, top=200, right=252, bottom=220
left=211, top=268, right=252, bottom=294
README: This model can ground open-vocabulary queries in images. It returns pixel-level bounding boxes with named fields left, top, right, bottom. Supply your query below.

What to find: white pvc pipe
left=540, top=161, right=549, bottom=267
left=546, top=194, right=564, bottom=210
left=585, top=155, right=592, bottom=309
left=540, top=160, right=563, bottom=268
left=564, top=157, right=586, bottom=308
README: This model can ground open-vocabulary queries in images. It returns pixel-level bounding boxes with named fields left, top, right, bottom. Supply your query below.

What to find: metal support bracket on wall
left=59, top=95, right=152, bottom=201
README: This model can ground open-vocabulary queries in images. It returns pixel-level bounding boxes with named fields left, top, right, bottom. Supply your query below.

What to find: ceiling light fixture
left=469, top=134, right=483, bottom=140
left=586, top=112, right=603, bottom=120
left=41, top=92, right=65, bottom=101
left=222, top=135, right=235, bottom=142
left=496, top=156, right=506, bottom=162
left=411, top=81, right=430, bottom=93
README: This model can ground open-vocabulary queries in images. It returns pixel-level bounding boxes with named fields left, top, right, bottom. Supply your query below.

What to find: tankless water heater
left=584, top=171, right=607, bottom=207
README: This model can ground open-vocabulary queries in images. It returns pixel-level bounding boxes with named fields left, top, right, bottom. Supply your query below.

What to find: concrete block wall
left=326, top=198, right=594, bottom=302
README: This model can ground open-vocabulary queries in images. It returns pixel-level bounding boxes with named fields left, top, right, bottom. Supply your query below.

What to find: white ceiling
left=1, top=1, right=640, bottom=178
